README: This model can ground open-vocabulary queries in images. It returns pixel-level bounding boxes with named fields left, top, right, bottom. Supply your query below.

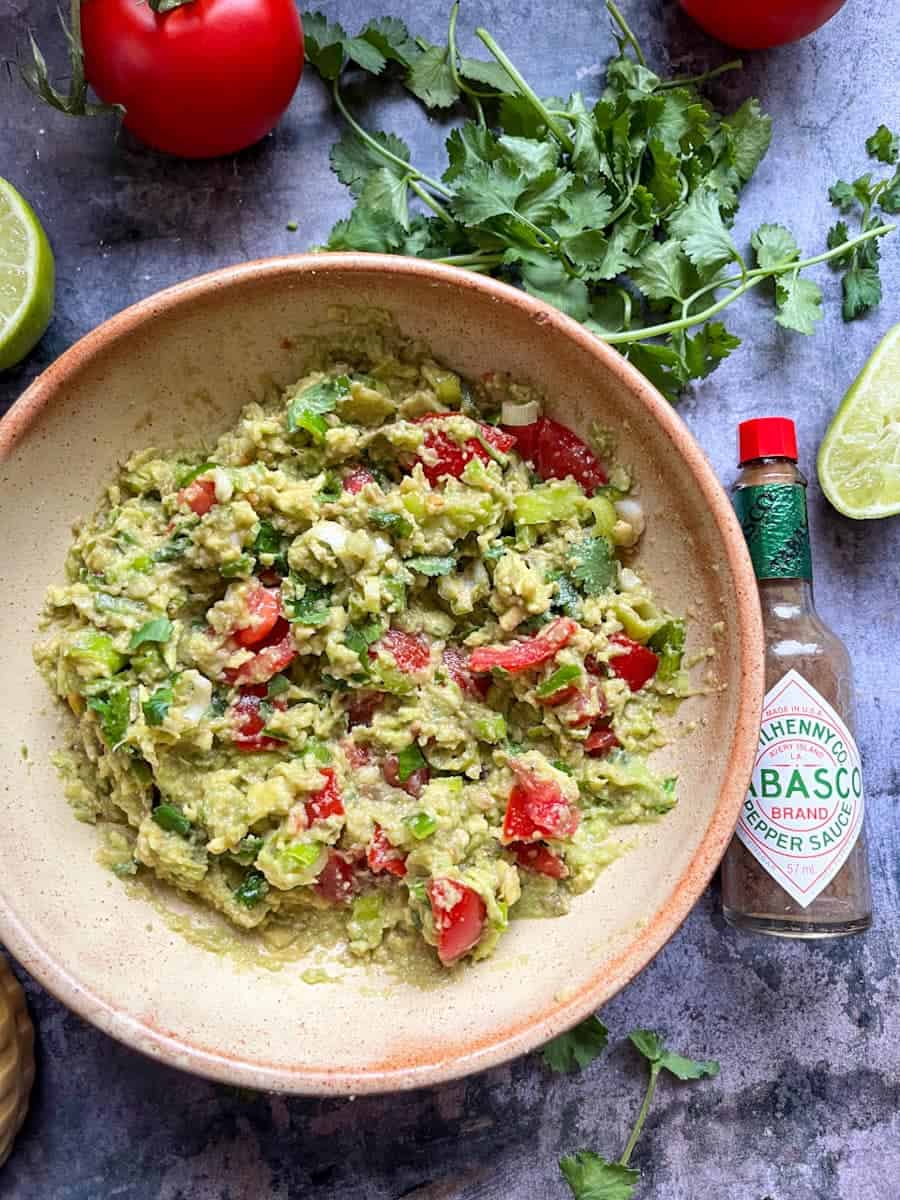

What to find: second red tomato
left=679, top=0, right=847, bottom=49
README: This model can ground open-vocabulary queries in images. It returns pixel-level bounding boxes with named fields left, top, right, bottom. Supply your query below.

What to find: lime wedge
left=818, top=323, right=900, bottom=519
left=0, top=177, right=55, bottom=372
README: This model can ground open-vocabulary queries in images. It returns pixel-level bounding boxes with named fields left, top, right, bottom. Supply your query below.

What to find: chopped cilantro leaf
left=570, top=537, right=617, bottom=596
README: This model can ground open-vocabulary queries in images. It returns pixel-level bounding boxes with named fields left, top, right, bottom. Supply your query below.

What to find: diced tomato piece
left=305, top=767, right=345, bottom=824
left=442, top=645, right=491, bottom=698
left=258, top=568, right=282, bottom=587
left=343, top=739, right=371, bottom=769
left=343, top=466, right=375, bottom=494
left=230, top=618, right=297, bottom=686
left=502, top=763, right=581, bottom=843
left=468, top=617, right=578, bottom=675
left=501, top=421, right=539, bottom=465
left=537, top=684, right=579, bottom=708
left=367, top=824, right=407, bottom=877
left=382, top=753, right=430, bottom=798
left=346, top=690, right=383, bottom=728
left=608, top=634, right=659, bottom=692
left=412, top=414, right=516, bottom=486
left=564, top=682, right=607, bottom=728
left=584, top=726, right=621, bottom=757
left=231, top=686, right=286, bottom=752
left=533, top=417, right=607, bottom=495
left=373, top=628, right=431, bottom=673
left=178, top=476, right=217, bottom=515
left=234, top=586, right=281, bottom=648
left=509, top=841, right=569, bottom=879
left=314, top=850, right=358, bottom=905
left=426, top=878, right=487, bottom=966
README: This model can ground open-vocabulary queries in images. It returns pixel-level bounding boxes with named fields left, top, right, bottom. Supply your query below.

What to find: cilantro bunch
left=543, top=1016, right=719, bottom=1198
left=300, top=2, right=895, bottom=402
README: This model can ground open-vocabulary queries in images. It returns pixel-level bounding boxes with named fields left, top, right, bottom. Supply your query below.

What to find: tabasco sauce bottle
left=721, top=417, right=873, bottom=937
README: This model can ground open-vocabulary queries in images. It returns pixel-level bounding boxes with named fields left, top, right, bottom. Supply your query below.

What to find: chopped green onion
left=282, top=842, right=321, bottom=868
left=472, top=713, right=507, bottom=743
left=152, top=804, right=192, bottom=837
left=396, top=741, right=427, bottom=781
left=536, top=663, right=582, bottom=698
left=404, top=555, right=455, bottom=577
left=66, top=631, right=125, bottom=678
left=406, top=812, right=437, bottom=840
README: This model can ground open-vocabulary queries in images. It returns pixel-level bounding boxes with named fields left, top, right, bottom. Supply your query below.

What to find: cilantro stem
left=474, top=28, right=575, bottom=154
left=604, top=222, right=895, bottom=344
left=447, top=0, right=491, bottom=120
left=619, top=1063, right=660, bottom=1166
left=408, top=179, right=456, bottom=226
left=330, top=79, right=453, bottom=200
left=605, top=1, right=646, bottom=67
left=656, top=59, right=743, bottom=90
left=437, top=252, right=505, bottom=268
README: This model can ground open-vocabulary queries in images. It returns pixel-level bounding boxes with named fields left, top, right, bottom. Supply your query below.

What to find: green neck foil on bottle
left=733, top=482, right=813, bottom=582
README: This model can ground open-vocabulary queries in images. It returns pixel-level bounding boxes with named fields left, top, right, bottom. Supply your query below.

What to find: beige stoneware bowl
left=0, top=255, right=763, bottom=1094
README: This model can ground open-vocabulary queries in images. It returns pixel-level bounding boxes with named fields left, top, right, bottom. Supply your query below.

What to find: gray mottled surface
left=2, top=0, right=899, bottom=1196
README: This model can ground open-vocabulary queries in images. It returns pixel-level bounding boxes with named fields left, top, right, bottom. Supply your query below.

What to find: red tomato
left=468, top=617, right=578, bottom=674
left=314, top=850, right=358, bottom=905
left=533, top=417, right=607, bottom=495
left=343, top=740, right=371, bottom=769
left=502, top=779, right=581, bottom=843
left=343, top=466, right=376, bottom=494
left=564, top=681, right=606, bottom=728
left=584, top=726, right=621, bottom=758
left=230, top=618, right=296, bottom=685
left=608, top=634, right=659, bottom=692
left=442, top=645, right=491, bottom=699
left=178, top=477, right=217, bottom=516
left=427, top=879, right=486, bottom=965
left=679, top=0, right=846, bottom=49
left=234, top=587, right=281, bottom=648
left=509, top=841, right=569, bottom=879
left=537, top=684, right=579, bottom=708
left=80, top=0, right=305, bottom=158
left=382, top=754, right=430, bottom=799
left=305, top=768, right=344, bottom=824
left=413, top=415, right=516, bottom=486
left=231, top=685, right=285, bottom=752
left=367, top=825, right=407, bottom=877
left=373, top=629, right=431, bottom=673
left=345, top=690, right=383, bottom=728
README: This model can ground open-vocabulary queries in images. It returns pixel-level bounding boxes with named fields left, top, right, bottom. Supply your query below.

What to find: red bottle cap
left=738, top=417, right=798, bottom=465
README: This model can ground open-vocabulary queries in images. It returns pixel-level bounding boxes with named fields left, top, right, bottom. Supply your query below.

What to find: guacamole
left=35, top=348, right=688, bottom=968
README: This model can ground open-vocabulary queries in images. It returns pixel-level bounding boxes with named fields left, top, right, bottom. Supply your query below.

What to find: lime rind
left=0, top=178, right=55, bottom=372
left=817, top=323, right=900, bottom=519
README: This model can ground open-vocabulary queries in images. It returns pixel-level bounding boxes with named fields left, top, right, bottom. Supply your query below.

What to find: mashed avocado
left=35, top=346, right=689, bottom=968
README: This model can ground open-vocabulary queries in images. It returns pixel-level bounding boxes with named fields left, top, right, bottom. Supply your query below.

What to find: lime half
left=0, top=177, right=55, bottom=372
left=818, top=323, right=900, bottom=519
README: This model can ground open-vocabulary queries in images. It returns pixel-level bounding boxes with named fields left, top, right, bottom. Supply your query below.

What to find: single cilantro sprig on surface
left=301, top=2, right=895, bottom=403
left=546, top=1020, right=719, bottom=1199
left=826, top=124, right=900, bottom=320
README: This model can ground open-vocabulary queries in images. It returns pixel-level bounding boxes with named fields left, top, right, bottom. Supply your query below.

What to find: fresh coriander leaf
left=625, top=342, right=686, bottom=405
left=497, top=134, right=559, bottom=178
left=359, top=167, right=410, bottom=230
left=652, top=89, right=708, bottom=155
left=300, top=11, right=347, bottom=80
left=555, top=181, right=614, bottom=238
left=570, top=536, right=617, bottom=595
left=451, top=159, right=525, bottom=225
left=628, top=1028, right=719, bottom=1080
left=825, top=220, right=852, bottom=262
left=234, top=869, right=270, bottom=908
left=865, top=123, right=898, bottom=164
left=286, top=376, right=350, bottom=441
left=518, top=168, right=573, bottom=225
left=632, top=240, right=692, bottom=302
left=566, top=93, right=602, bottom=176
left=358, top=16, right=420, bottom=67
left=563, top=227, right=636, bottom=281
left=396, top=741, right=427, bottom=781
left=669, top=188, right=739, bottom=271
left=841, top=266, right=882, bottom=321
left=828, top=179, right=856, bottom=212
left=775, top=272, right=823, bottom=335
left=285, top=577, right=332, bottom=627
left=129, top=617, right=174, bottom=650
left=498, top=92, right=547, bottom=139
left=86, top=681, right=131, bottom=748
left=542, top=1015, right=609, bottom=1073
left=343, top=35, right=386, bottom=75
left=327, top=206, right=406, bottom=253
left=681, top=322, right=741, bottom=379
left=559, top=1151, right=639, bottom=1200
left=647, top=138, right=681, bottom=209
left=444, top=122, right=499, bottom=183
left=460, top=56, right=517, bottom=95
left=880, top=170, right=900, bottom=213
left=370, top=509, right=413, bottom=538
left=550, top=571, right=582, bottom=618
left=330, top=129, right=411, bottom=198
left=404, top=555, right=455, bottom=576
left=152, top=803, right=192, bottom=837
left=852, top=172, right=876, bottom=207
left=142, top=683, right=174, bottom=727
left=516, top=251, right=591, bottom=321
left=750, top=222, right=799, bottom=271
left=253, top=520, right=288, bottom=574
left=406, top=43, right=459, bottom=109
left=344, top=621, right=383, bottom=670
left=647, top=619, right=685, bottom=681
left=721, top=98, right=773, bottom=182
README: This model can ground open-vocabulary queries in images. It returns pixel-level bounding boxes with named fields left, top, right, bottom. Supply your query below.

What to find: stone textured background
left=2, top=1, right=899, bottom=1196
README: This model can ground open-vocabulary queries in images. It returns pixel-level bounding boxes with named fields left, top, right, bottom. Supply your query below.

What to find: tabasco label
left=736, top=668, right=865, bottom=908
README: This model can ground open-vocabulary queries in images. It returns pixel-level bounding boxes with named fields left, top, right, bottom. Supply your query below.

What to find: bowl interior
left=0, top=256, right=762, bottom=1092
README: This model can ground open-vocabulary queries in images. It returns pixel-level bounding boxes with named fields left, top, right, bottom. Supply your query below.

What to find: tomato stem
left=474, top=28, right=575, bottom=154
